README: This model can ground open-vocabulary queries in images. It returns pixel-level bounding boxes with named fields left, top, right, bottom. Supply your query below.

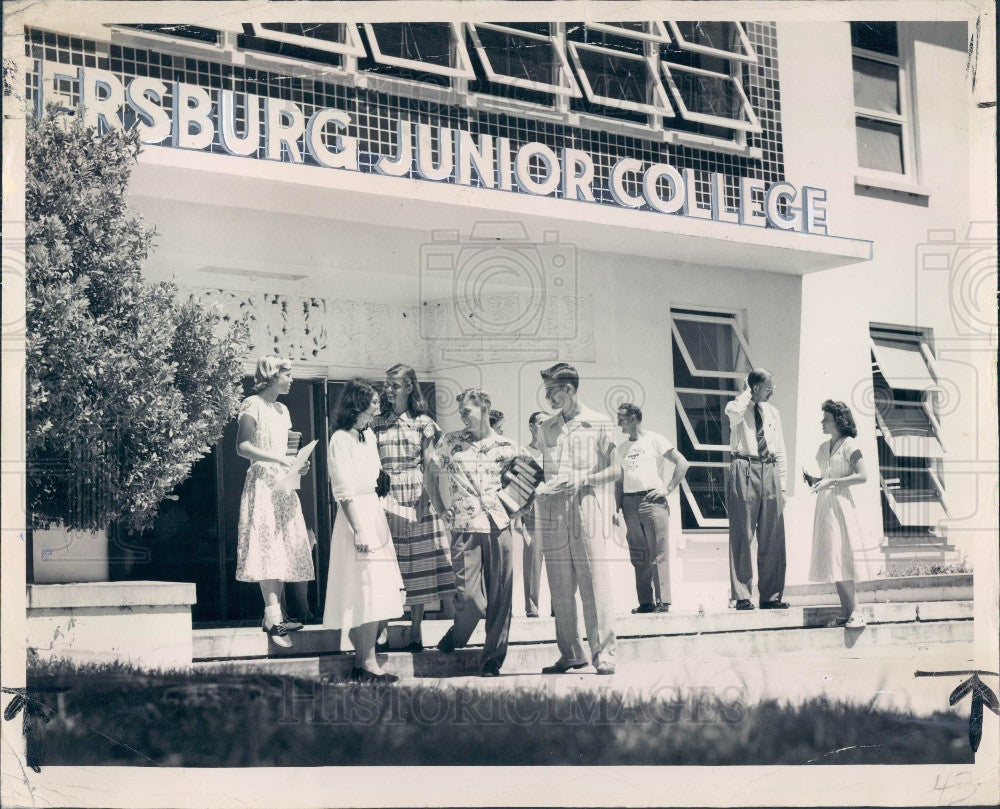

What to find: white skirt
left=809, top=490, right=873, bottom=583
left=323, top=493, right=406, bottom=630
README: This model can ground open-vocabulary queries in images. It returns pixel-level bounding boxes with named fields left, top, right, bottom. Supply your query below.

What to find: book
left=498, top=455, right=545, bottom=514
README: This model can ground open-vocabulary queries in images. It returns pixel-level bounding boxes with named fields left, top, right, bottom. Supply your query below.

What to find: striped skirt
left=386, top=466, right=455, bottom=606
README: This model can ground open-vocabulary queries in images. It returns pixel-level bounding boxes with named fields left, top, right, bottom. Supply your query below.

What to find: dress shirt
left=538, top=404, right=617, bottom=484
left=433, top=430, right=528, bottom=533
left=725, top=387, right=788, bottom=491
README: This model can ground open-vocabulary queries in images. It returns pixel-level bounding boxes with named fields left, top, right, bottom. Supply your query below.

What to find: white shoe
left=845, top=614, right=867, bottom=629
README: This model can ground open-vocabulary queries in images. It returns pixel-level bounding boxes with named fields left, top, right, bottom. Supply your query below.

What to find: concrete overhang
left=130, top=146, right=872, bottom=276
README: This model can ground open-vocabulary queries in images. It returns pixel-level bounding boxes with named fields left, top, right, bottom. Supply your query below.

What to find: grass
left=23, top=659, right=973, bottom=767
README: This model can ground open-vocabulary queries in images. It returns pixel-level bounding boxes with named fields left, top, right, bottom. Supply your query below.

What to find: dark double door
left=122, top=377, right=434, bottom=625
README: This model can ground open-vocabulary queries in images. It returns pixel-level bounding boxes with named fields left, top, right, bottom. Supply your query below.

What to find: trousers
left=445, top=522, right=514, bottom=671
left=521, top=508, right=544, bottom=615
left=537, top=488, right=616, bottom=669
left=621, top=493, right=671, bottom=606
left=725, top=458, right=786, bottom=602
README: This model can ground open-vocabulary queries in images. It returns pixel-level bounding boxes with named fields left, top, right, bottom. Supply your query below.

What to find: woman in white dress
left=324, top=378, right=406, bottom=683
left=236, top=356, right=315, bottom=649
left=807, top=400, right=870, bottom=629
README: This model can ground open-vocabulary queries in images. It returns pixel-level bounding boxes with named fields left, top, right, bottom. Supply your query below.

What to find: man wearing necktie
left=724, top=368, right=789, bottom=611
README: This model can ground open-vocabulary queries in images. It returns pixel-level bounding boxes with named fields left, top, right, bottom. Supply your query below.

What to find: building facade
left=21, top=18, right=993, bottom=623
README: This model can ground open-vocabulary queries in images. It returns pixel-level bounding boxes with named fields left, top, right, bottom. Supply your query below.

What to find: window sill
left=854, top=173, right=932, bottom=200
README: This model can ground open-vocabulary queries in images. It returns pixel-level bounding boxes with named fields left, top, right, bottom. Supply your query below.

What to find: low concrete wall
left=784, top=573, right=973, bottom=605
left=27, top=581, right=197, bottom=671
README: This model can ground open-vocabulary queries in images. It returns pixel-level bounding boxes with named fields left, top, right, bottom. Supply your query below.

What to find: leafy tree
left=25, top=106, right=249, bottom=535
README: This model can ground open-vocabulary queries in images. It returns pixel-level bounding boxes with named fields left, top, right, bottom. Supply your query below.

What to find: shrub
left=25, top=106, right=248, bottom=534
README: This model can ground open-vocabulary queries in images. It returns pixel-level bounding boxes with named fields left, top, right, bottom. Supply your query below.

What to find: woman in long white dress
left=323, top=378, right=406, bottom=683
left=807, top=400, right=871, bottom=629
left=236, top=356, right=314, bottom=649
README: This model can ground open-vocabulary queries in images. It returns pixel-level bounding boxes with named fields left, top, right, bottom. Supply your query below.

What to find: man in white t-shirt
left=586, top=403, right=690, bottom=613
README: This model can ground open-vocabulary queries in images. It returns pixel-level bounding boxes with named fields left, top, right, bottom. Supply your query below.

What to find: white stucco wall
left=777, top=20, right=991, bottom=577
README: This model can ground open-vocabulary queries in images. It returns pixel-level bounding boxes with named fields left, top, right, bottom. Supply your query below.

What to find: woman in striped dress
left=372, top=364, right=455, bottom=651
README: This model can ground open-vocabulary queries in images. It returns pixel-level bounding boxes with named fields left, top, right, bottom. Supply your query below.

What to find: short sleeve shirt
left=434, top=430, right=527, bottom=533
left=614, top=431, right=675, bottom=493
left=539, top=405, right=616, bottom=483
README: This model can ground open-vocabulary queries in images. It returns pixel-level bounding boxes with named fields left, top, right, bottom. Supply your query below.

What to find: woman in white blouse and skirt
left=236, top=357, right=315, bottom=649
left=808, top=400, right=871, bottom=629
left=324, top=378, right=405, bottom=683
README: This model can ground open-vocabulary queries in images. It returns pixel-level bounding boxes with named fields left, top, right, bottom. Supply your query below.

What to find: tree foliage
left=26, top=106, right=249, bottom=534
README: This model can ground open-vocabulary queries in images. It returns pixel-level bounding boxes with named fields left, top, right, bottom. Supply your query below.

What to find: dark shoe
left=631, top=603, right=657, bottom=614
left=404, top=641, right=424, bottom=653
left=595, top=664, right=616, bottom=676
left=280, top=618, right=304, bottom=632
left=287, top=611, right=319, bottom=627
left=541, top=660, right=588, bottom=674
left=262, top=621, right=293, bottom=648
left=655, top=603, right=670, bottom=613
left=350, top=667, right=398, bottom=684
left=760, top=600, right=790, bottom=610
left=436, top=631, right=456, bottom=654
left=735, top=599, right=754, bottom=611
left=525, top=611, right=539, bottom=618
left=481, top=664, right=501, bottom=677
left=373, top=671, right=399, bottom=683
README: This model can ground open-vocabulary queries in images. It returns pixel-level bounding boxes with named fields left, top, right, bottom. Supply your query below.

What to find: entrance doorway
left=115, top=376, right=437, bottom=625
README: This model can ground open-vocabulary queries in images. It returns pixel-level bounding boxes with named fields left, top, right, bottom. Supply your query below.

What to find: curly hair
left=617, top=402, right=643, bottom=422
left=333, top=378, right=378, bottom=433
left=821, top=399, right=858, bottom=438
left=253, top=355, right=292, bottom=393
left=457, top=388, right=491, bottom=413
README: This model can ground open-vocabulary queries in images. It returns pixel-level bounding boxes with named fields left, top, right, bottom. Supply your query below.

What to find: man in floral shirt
left=427, top=388, right=531, bottom=676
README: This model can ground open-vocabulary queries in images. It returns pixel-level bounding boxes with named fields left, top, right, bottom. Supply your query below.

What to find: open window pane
left=667, top=21, right=757, bottom=64
left=362, top=23, right=473, bottom=79
left=671, top=315, right=752, bottom=379
left=853, top=56, right=900, bottom=114
left=881, top=466, right=948, bottom=527
left=568, top=42, right=673, bottom=116
left=675, top=389, right=734, bottom=451
left=876, top=401, right=945, bottom=458
left=871, top=339, right=935, bottom=389
left=248, top=22, right=366, bottom=57
left=585, top=21, right=672, bottom=44
left=856, top=117, right=904, bottom=173
left=468, top=23, right=581, bottom=96
left=681, top=464, right=730, bottom=527
left=661, top=62, right=761, bottom=132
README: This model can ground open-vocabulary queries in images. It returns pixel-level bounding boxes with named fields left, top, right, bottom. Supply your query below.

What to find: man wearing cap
left=725, top=368, right=789, bottom=611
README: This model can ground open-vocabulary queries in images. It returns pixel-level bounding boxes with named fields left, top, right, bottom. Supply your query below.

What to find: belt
left=623, top=489, right=652, bottom=497
left=731, top=452, right=777, bottom=464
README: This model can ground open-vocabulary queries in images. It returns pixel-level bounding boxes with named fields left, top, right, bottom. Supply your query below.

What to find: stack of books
left=498, top=456, right=545, bottom=515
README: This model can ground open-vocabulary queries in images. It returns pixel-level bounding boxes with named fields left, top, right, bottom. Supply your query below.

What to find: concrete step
left=784, top=573, right=972, bottom=606
left=193, top=601, right=972, bottom=681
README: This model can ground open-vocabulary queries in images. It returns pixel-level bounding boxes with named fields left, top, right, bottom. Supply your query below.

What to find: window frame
left=362, top=22, right=475, bottom=80
left=466, top=22, right=582, bottom=97
left=660, top=60, right=762, bottom=133
left=247, top=22, right=367, bottom=58
left=665, top=21, right=758, bottom=64
left=567, top=40, right=674, bottom=117
left=671, top=307, right=752, bottom=532
left=869, top=323, right=948, bottom=538
left=584, top=21, right=673, bottom=45
left=851, top=22, right=919, bottom=183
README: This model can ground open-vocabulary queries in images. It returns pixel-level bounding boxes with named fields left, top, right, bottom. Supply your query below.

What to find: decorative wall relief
left=183, top=287, right=430, bottom=370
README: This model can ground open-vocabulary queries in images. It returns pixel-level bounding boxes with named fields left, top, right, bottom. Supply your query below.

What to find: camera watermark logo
left=915, top=223, right=998, bottom=339
left=419, top=222, right=578, bottom=345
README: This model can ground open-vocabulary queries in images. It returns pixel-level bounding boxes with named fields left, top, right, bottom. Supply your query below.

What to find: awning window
left=248, top=23, right=366, bottom=58
left=870, top=336, right=937, bottom=390
left=568, top=41, right=674, bottom=116
left=666, top=21, right=757, bottom=64
left=660, top=62, right=762, bottom=133
left=671, top=312, right=753, bottom=380
left=468, top=23, right=581, bottom=96
left=584, top=22, right=672, bottom=44
left=363, top=23, right=474, bottom=79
